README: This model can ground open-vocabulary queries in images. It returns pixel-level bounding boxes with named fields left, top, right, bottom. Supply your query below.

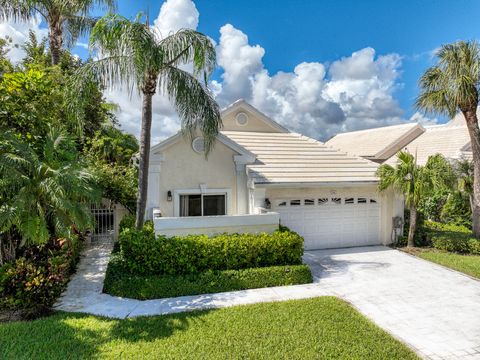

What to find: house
left=146, top=100, right=403, bottom=250
left=326, top=114, right=475, bottom=166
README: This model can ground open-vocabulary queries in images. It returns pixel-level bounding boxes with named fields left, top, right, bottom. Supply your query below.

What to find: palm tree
left=78, top=13, right=221, bottom=229
left=0, top=128, right=99, bottom=254
left=416, top=41, right=480, bottom=238
left=377, top=152, right=427, bottom=247
left=0, top=0, right=116, bottom=64
left=454, top=158, right=474, bottom=213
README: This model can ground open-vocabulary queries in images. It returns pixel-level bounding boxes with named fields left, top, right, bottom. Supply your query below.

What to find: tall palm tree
left=416, top=41, right=480, bottom=238
left=79, top=13, right=221, bottom=229
left=0, top=128, right=99, bottom=254
left=0, top=0, right=116, bottom=64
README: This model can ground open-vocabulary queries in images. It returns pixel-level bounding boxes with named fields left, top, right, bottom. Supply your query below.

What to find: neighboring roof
left=445, top=109, right=480, bottom=127
left=221, top=99, right=290, bottom=133
left=385, top=125, right=472, bottom=166
left=325, top=123, right=425, bottom=160
left=222, top=131, right=379, bottom=184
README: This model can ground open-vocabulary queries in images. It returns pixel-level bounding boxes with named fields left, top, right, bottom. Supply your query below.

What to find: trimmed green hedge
left=119, top=227, right=304, bottom=275
left=425, top=221, right=480, bottom=255
left=103, top=254, right=312, bottom=299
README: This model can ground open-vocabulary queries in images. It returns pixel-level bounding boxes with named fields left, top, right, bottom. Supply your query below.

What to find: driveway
left=303, top=246, right=480, bottom=360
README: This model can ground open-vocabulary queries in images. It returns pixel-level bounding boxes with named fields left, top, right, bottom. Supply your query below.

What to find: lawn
left=0, top=297, right=418, bottom=360
left=104, top=254, right=312, bottom=299
left=417, top=251, right=480, bottom=279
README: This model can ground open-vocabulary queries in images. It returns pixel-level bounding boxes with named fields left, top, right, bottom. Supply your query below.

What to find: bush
left=118, top=214, right=135, bottom=233
left=103, top=253, right=312, bottom=300
left=119, top=227, right=304, bottom=275
left=0, top=237, right=83, bottom=318
left=425, top=221, right=480, bottom=254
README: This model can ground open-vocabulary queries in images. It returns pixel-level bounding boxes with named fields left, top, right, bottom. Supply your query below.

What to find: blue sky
left=2, top=0, right=480, bottom=141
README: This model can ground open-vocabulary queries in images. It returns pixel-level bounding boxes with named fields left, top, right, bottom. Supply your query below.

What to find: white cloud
left=214, top=25, right=407, bottom=140
left=409, top=111, right=438, bottom=126
left=0, top=15, right=48, bottom=63
left=153, top=0, right=199, bottom=38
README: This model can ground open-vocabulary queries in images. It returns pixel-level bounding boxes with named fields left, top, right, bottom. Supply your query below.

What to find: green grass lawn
left=103, top=254, right=312, bottom=299
left=417, top=251, right=480, bottom=279
left=0, top=297, right=418, bottom=360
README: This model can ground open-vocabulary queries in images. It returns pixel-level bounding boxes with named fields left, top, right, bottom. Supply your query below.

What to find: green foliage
left=0, top=128, right=99, bottom=246
left=119, top=228, right=304, bottom=275
left=118, top=214, right=135, bottom=234
left=424, top=221, right=480, bottom=254
left=85, top=126, right=138, bottom=165
left=440, top=192, right=472, bottom=227
left=104, top=253, right=312, bottom=300
left=0, top=237, right=83, bottom=318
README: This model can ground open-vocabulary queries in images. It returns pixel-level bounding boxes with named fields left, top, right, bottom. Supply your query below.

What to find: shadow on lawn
left=0, top=309, right=214, bottom=360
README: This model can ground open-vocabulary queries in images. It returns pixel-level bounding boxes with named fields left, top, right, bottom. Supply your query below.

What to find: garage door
left=274, top=196, right=380, bottom=250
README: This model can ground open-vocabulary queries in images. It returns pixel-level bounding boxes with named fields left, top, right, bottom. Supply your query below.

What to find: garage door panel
left=275, top=195, right=381, bottom=250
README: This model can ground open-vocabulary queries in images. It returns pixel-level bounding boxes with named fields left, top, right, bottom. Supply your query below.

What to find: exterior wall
left=260, top=184, right=402, bottom=245
left=154, top=213, right=280, bottom=237
left=147, top=137, right=248, bottom=218
left=221, top=111, right=283, bottom=132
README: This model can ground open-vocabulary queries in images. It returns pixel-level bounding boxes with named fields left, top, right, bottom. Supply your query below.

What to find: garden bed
left=103, top=254, right=312, bottom=299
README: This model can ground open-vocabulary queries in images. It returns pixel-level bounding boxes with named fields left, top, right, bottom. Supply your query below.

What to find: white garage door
left=274, top=196, right=380, bottom=250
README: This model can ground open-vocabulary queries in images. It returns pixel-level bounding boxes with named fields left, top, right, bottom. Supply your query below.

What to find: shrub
left=0, top=237, right=83, bottom=318
left=118, top=214, right=135, bottom=233
left=119, top=228, right=304, bottom=275
left=425, top=221, right=480, bottom=254
left=103, top=253, right=312, bottom=300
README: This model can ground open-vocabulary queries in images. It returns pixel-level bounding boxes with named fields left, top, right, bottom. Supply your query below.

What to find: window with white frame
left=179, top=193, right=226, bottom=216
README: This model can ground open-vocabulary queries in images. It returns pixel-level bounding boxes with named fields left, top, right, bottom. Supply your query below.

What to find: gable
left=220, top=100, right=289, bottom=133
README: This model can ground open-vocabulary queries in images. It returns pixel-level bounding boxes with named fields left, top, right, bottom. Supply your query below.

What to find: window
left=370, top=199, right=377, bottom=204
left=345, top=197, right=355, bottom=204
left=358, top=198, right=367, bottom=204
left=180, top=194, right=226, bottom=216
left=290, top=199, right=301, bottom=206
left=318, top=198, right=329, bottom=205
left=331, top=197, right=342, bottom=205
left=304, top=199, right=315, bottom=205
left=276, top=200, right=287, bottom=207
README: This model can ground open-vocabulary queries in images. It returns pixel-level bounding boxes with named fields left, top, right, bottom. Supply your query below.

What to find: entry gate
left=90, top=204, right=115, bottom=243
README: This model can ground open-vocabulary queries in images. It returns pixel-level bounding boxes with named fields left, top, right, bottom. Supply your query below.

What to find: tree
left=377, top=152, right=451, bottom=247
left=0, top=128, right=99, bottom=261
left=79, top=13, right=221, bottom=228
left=0, top=0, right=115, bottom=64
left=416, top=41, right=480, bottom=238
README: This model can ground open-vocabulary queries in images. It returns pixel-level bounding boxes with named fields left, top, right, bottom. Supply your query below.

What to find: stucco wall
left=222, top=111, right=282, bottom=132
left=149, top=137, right=243, bottom=218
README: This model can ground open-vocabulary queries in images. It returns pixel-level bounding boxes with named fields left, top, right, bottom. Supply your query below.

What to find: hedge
left=103, top=254, right=312, bottom=299
left=119, top=227, right=304, bottom=275
left=425, top=221, right=480, bottom=255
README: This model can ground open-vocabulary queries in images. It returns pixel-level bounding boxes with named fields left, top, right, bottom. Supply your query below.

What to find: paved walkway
left=56, top=243, right=480, bottom=360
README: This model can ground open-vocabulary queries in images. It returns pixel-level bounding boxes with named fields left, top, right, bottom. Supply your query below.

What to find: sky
left=1, top=0, right=480, bottom=143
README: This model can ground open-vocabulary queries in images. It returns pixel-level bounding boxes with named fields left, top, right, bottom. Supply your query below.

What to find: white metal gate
left=90, top=205, right=115, bottom=243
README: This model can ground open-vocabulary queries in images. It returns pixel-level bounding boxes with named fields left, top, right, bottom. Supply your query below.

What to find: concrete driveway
left=303, top=246, right=480, bottom=360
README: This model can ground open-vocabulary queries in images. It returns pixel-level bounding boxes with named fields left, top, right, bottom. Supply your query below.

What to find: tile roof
left=385, top=125, right=472, bottom=165
left=221, top=131, right=379, bottom=184
left=325, top=123, right=424, bottom=159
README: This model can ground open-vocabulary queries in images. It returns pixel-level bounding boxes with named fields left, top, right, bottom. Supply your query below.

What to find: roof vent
left=235, top=112, right=249, bottom=126
left=192, top=137, right=205, bottom=153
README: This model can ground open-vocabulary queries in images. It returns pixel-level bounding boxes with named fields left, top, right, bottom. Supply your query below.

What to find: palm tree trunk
left=135, top=76, right=157, bottom=229
left=407, top=205, right=417, bottom=247
left=48, top=20, right=63, bottom=65
left=462, top=108, right=480, bottom=238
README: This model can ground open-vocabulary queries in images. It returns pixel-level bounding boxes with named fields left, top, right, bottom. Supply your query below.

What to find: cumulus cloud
left=0, top=15, right=48, bottom=63
left=153, top=0, right=199, bottom=37
left=409, top=111, right=438, bottom=126
left=214, top=26, right=407, bottom=140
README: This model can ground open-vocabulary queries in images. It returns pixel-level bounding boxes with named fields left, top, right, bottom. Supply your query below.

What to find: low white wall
left=154, top=213, right=280, bottom=237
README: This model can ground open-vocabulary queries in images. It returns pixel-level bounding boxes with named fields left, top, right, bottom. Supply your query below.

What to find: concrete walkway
left=56, top=243, right=480, bottom=360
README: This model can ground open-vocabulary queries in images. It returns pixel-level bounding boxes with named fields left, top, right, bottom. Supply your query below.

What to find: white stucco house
left=146, top=100, right=404, bottom=250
